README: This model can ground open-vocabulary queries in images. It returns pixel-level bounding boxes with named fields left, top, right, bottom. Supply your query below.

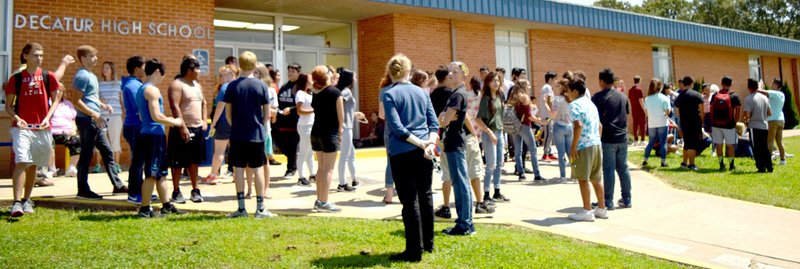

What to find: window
left=495, top=30, right=529, bottom=81
left=749, top=55, right=762, bottom=81
left=652, top=46, right=674, bottom=84
left=0, top=0, right=12, bottom=112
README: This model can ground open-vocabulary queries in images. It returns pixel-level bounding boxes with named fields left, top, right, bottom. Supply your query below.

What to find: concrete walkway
left=2, top=141, right=799, bottom=268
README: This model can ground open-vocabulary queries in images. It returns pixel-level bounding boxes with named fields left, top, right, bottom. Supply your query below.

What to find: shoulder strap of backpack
left=13, top=72, right=22, bottom=113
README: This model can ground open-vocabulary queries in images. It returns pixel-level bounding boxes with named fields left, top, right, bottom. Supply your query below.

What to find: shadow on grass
left=0, top=211, right=20, bottom=223
left=78, top=214, right=136, bottom=222
left=311, top=253, right=394, bottom=268
left=166, top=214, right=228, bottom=222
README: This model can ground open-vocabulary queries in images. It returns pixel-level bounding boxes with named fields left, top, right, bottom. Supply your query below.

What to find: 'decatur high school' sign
left=14, top=13, right=213, bottom=39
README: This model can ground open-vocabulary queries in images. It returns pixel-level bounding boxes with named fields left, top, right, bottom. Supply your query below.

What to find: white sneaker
left=593, top=207, right=608, bottom=219
left=255, top=208, right=277, bottom=219
left=66, top=167, right=78, bottom=177
left=568, top=210, right=595, bottom=222
left=779, top=160, right=787, bottom=166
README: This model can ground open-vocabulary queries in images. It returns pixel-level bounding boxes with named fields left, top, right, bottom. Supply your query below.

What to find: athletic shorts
left=712, top=127, right=737, bottom=145
left=214, top=120, right=231, bottom=140
left=11, top=128, right=52, bottom=167
left=571, top=145, right=602, bottom=182
left=311, top=133, right=340, bottom=153
left=103, top=115, right=123, bottom=152
left=138, top=134, right=169, bottom=181
left=465, top=134, right=484, bottom=180
left=229, top=141, right=266, bottom=168
left=167, top=126, right=207, bottom=167
left=681, top=128, right=703, bottom=151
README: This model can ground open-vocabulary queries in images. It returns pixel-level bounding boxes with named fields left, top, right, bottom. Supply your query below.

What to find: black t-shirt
left=591, top=88, right=630, bottom=144
left=276, top=80, right=298, bottom=129
left=223, top=77, right=269, bottom=143
left=710, top=89, right=742, bottom=129
left=430, top=86, right=454, bottom=116
left=311, top=85, right=343, bottom=136
left=675, top=89, right=704, bottom=130
left=443, top=88, right=468, bottom=152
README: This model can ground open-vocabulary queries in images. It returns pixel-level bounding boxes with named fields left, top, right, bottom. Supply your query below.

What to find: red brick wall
left=454, top=21, right=495, bottom=79
left=672, top=46, right=749, bottom=96
left=357, top=14, right=395, bottom=121
left=3, top=0, right=215, bottom=177
left=529, top=30, right=653, bottom=95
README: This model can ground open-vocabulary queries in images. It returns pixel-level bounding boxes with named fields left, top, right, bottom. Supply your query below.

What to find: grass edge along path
left=0, top=208, right=691, bottom=268
left=628, top=136, right=800, bottom=210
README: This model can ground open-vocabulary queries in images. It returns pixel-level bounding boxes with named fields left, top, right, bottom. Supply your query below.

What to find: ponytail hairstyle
left=386, top=54, right=412, bottom=83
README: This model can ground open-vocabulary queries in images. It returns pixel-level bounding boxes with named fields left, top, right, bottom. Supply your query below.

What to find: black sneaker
left=297, top=177, right=310, bottom=186
left=492, top=193, right=510, bottom=202
left=351, top=179, right=360, bottom=188
left=483, top=196, right=496, bottom=205
left=729, top=163, right=736, bottom=171
left=719, top=162, right=726, bottom=171
left=681, top=163, right=688, bottom=169
left=171, top=191, right=186, bottom=204
left=309, top=175, right=317, bottom=181
left=642, top=161, right=648, bottom=166
left=388, top=251, right=422, bottom=262
left=112, top=186, right=129, bottom=194
left=77, top=191, right=103, bottom=200
left=269, top=159, right=282, bottom=166
left=160, top=204, right=186, bottom=215
left=442, top=226, right=472, bottom=236
left=661, top=162, right=668, bottom=167
left=687, top=164, right=699, bottom=171
left=138, top=208, right=162, bottom=218
left=284, top=170, right=296, bottom=177
left=434, top=206, right=451, bottom=219
left=617, top=198, right=632, bottom=209
left=517, top=174, right=526, bottom=181
left=337, top=184, right=355, bottom=192
left=190, top=189, right=204, bottom=203
left=475, top=201, right=495, bottom=214
left=533, top=176, right=545, bottom=182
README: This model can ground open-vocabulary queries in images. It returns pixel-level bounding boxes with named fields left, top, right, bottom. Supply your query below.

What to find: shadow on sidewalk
left=336, top=199, right=387, bottom=208
left=524, top=217, right=573, bottom=227
left=311, top=253, right=393, bottom=268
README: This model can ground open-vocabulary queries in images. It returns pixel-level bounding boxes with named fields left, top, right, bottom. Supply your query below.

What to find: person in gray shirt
left=743, top=78, right=772, bottom=173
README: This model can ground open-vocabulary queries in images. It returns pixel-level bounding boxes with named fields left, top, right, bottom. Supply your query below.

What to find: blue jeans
left=553, top=123, right=573, bottom=178
left=644, top=127, right=669, bottom=161
left=602, top=143, right=632, bottom=206
left=482, top=130, right=505, bottom=191
left=123, top=125, right=142, bottom=197
left=444, top=150, right=473, bottom=230
left=513, top=125, right=541, bottom=177
left=338, top=128, right=356, bottom=185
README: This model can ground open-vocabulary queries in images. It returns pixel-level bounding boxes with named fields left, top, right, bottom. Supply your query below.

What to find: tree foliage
left=593, top=0, right=800, bottom=40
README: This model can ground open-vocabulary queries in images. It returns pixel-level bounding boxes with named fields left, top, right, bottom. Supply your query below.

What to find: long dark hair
left=337, top=69, right=354, bottom=90
left=469, top=76, right=481, bottom=95
left=293, top=73, right=310, bottom=94
left=482, top=72, right=501, bottom=115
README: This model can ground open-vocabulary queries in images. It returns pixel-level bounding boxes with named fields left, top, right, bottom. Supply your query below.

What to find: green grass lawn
left=629, top=136, right=800, bottom=210
left=0, top=209, right=687, bottom=268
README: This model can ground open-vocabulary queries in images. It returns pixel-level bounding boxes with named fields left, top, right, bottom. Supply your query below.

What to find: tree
left=634, top=0, right=695, bottom=20
left=593, top=0, right=632, bottom=10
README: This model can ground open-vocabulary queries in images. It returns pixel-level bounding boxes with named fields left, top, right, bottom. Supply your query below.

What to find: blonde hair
left=255, top=63, right=273, bottom=87
left=736, top=122, right=746, bottom=136
left=238, top=51, right=257, bottom=72
left=219, top=64, right=239, bottom=79
left=386, top=54, right=412, bottom=82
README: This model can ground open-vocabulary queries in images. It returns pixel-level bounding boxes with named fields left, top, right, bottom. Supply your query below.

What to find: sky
left=555, top=0, right=645, bottom=7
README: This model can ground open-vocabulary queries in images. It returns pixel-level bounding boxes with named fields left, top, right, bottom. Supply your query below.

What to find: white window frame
left=1, top=0, right=13, bottom=112
left=495, top=29, right=530, bottom=81
left=652, top=45, right=674, bottom=84
left=749, top=55, right=762, bottom=81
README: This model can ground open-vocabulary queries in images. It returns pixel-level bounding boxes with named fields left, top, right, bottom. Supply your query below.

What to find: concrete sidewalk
left=2, top=145, right=799, bottom=269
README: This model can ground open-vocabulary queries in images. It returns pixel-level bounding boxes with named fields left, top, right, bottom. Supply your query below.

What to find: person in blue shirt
left=72, top=45, right=126, bottom=200
left=205, top=65, right=239, bottom=185
left=121, top=56, right=148, bottom=204
left=382, top=54, right=439, bottom=262
left=134, top=58, right=185, bottom=218
left=767, top=78, right=787, bottom=165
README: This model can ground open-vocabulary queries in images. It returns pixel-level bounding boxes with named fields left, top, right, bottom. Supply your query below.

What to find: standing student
left=767, top=79, right=787, bottom=165
left=275, top=64, right=302, bottom=177
left=135, top=59, right=185, bottom=218
left=711, top=76, right=742, bottom=171
left=591, top=68, right=632, bottom=210
left=540, top=71, right=557, bottom=161
left=430, top=66, right=455, bottom=218
left=743, top=79, right=772, bottom=173
left=310, top=66, right=344, bottom=212
left=566, top=78, right=608, bottom=222
left=225, top=51, right=276, bottom=218
left=551, top=75, right=574, bottom=181
left=674, top=76, right=705, bottom=170
left=5, top=42, right=62, bottom=217
left=167, top=57, right=207, bottom=203
left=378, top=73, right=396, bottom=204
left=295, top=73, right=316, bottom=186
left=205, top=65, right=239, bottom=184
left=99, top=61, right=123, bottom=173
left=628, top=76, right=646, bottom=146
left=122, top=56, right=149, bottom=203
left=509, top=80, right=545, bottom=182
left=73, top=45, right=127, bottom=199
left=477, top=72, right=504, bottom=202
left=255, top=63, right=279, bottom=199
left=438, top=61, right=477, bottom=235
left=382, top=54, right=439, bottom=262
left=496, top=67, right=514, bottom=99
left=462, top=68, right=491, bottom=207
left=336, top=69, right=363, bottom=191
left=642, top=78, right=671, bottom=168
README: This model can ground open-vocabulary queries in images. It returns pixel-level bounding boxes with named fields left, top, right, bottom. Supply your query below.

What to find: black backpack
left=11, top=69, right=52, bottom=113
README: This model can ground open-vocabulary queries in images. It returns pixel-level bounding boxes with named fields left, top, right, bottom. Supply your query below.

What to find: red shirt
left=628, top=85, right=645, bottom=115
left=515, top=103, right=533, bottom=126
left=4, top=68, right=58, bottom=127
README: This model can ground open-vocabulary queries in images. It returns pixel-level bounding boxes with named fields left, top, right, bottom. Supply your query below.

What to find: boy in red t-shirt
left=628, top=76, right=646, bottom=145
left=4, top=42, right=62, bottom=217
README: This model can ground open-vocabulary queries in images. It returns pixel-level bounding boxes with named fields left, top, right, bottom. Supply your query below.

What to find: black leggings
left=273, top=128, right=299, bottom=171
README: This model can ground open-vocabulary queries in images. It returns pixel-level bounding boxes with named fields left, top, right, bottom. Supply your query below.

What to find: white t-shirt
left=502, top=80, right=514, bottom=100
left=540, top=84, right=554, bottom=118
left=266, top=86, right=278, bottom=133
left=295, top=90, right=314, bottom=126
left=552, top=95, right=572, bottom=125
left=644, top=93, right=671, bottom=128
